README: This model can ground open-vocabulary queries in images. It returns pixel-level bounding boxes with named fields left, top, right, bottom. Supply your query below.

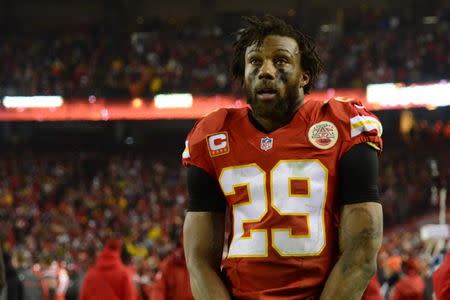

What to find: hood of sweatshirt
left=94, top=248, right=124, bottom=270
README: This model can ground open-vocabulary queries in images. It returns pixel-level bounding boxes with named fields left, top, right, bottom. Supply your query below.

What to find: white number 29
left=219, top=160, right=328, bottom=257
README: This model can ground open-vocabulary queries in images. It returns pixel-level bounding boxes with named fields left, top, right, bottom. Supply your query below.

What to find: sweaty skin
left=320, top=202, right=383, bottom=300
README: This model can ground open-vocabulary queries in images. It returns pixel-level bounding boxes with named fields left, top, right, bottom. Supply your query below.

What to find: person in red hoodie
left=150, top=247, right=194, bottom=300
left=433, top=251, right=450, bottom=300
left=78, top=239, right=137, bottom=300
left=362, top=274, right=382, bottom=300
left=390, top=258, right=425, bottom=300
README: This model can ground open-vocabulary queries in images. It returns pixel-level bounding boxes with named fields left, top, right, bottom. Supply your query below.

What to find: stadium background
left=0, top=0, right=449, bottom=299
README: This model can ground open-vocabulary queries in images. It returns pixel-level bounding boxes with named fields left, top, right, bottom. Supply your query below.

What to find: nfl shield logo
left=260, top=137, right=273, bottom=151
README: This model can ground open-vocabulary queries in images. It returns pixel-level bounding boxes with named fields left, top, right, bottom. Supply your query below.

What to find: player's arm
left=183, top=166, right=231, bottom=300
left=320, top=144, right=383, bottom=300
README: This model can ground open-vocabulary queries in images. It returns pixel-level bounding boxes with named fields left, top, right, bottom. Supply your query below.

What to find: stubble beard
left=246, top=84, right=302, bottom=123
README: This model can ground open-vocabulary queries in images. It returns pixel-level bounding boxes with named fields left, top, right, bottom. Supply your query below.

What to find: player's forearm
left=319, top=253, right=377, bottom=300
left=184, top=212, right=229, bottom=300
left=187, top=259, right=231, bottom=300
left=321, top=203, right=382, bottom=300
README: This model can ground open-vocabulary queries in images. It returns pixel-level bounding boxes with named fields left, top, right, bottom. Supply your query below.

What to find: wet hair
left=231, top=15, right=322, bottom=94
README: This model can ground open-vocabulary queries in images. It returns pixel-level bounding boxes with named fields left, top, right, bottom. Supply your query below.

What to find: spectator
left=65, top=252, right=91, bottom=300
left=433, top=251, right=450, bottom=300
left=362, top=275, right=382, bottom=300
left=390, top=258, right=425, bottom=300
left=0, top=251, right=23, bottom=300
left=55, top=262, right=70, bottom=300
left=380, top=256, right=402, bottom=299
left=120, top=245, right=142, bottom=300
left=15, top=252, right=45, bottom=300
left=41, top=259, right=59, bottom=300
left=78, top=239, right=137, bottom=300
left=150, top=247, right=193, bottom=300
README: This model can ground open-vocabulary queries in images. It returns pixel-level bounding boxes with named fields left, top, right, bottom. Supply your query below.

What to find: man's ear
left=299, top=72, right=310, bottom=88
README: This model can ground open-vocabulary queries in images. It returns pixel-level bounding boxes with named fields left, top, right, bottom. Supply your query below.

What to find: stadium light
left=132, top=98, right=143, bottom=108
left=422, top=16, right=438, bottom=24
left=154, top=93, right=193, bottom=109
left=366, top=82, right=450, bottom=108
left=3, top=96, right=64, bottom=108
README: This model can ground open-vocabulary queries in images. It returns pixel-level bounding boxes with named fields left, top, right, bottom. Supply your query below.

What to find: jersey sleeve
left=327, top=98, right=383, bottom=155
left=181, top=108, right=229, bottom=177
left=337, top=143, right=380, bottom=205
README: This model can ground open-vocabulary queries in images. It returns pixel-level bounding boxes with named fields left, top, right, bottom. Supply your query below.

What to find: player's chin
left=253, top=96, right=278, bottom=107
left=252, top=97, right=284, bottom=116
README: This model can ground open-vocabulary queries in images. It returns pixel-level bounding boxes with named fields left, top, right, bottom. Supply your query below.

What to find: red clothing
left=433, top=252, right=450, bottom=300
left=182, top=98, right=383, bottom=299
left=151, top=248, right=194, bottom=300
left=390, top=273, right=425, bottom=300
left=362, top=275, right=382, bottom=300
left=78, top=248, right=137, bottom=300
left=125, top=265, right=142, bottom=300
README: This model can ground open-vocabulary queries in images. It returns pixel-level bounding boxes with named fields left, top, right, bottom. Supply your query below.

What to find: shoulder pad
left=324, top=97, right=374, bottom=122
left=323, top=97, right=383, bottom=141
left=189, top=108, right=230, bottom=145
left=325, top=97, right=365, bottom=118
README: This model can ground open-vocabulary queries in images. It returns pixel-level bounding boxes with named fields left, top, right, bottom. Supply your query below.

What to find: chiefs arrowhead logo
left=308, top=121, right=338, bottom=150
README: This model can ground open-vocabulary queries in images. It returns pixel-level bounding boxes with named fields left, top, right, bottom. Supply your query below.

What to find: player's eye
left=249, top=58, right=262, bottom=66
left=274, top=58, right=289, bottom=66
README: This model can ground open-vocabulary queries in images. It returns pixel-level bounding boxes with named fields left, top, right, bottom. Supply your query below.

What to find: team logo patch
left=207, top=132, right=230, bottom=157
left=260, top=137, right=273, bottom=151
left=308, top=121, right=338, bottom=149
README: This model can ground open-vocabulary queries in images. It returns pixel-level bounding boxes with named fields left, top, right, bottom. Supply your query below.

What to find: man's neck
left=249, top=113, right=286, bottom=133
left=249, top=104, right=301, bottom=133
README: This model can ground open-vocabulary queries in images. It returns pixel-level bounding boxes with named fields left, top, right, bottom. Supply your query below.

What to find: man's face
left=244, top=35, right=309, bottom=121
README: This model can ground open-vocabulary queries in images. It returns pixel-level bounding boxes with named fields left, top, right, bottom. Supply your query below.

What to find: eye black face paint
left=278, top=69, right=289, bottom=84
left=250, top=67, right=259, bottom=79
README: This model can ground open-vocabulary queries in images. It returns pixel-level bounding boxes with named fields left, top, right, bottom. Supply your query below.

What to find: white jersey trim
left=350, top=115, right=383, bottom=138
left=182, top=141, right=190, bottom=159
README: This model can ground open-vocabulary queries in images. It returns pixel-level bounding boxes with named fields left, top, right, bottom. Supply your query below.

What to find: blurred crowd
left=0, top=11, right=449, bottom=99
left=0, top=151, right=188, bottom=299
left=380, top=122, right=450, bottom=227
left=0, top=120, right=447, bottom=299
left=373, top=227, right=449, bottom=300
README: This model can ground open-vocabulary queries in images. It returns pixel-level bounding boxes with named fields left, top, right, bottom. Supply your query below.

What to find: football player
left=182, top=15, right=383, bottom=300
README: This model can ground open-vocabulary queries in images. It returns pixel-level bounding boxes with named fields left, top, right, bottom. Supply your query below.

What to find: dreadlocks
left=231, top=15, right=322, bottom=94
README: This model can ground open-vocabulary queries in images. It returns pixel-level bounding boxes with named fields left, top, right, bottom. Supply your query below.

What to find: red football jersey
left=182, top=98, right=383, bottom=300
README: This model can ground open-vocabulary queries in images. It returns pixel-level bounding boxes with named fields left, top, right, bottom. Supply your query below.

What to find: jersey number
left=219, top=160, right=328, bottom=257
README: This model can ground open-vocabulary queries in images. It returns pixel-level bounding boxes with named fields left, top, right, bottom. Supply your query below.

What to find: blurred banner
left=1, top=83, right=449, bottom=121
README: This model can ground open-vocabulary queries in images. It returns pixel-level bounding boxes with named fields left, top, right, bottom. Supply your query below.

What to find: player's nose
left=258, top=60, right=276, bottom=80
